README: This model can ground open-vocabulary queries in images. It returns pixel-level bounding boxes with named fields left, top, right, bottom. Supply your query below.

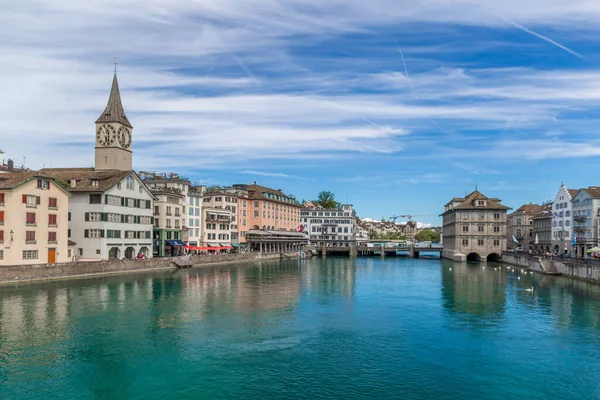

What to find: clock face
left=117, top=126, right=132, bottom=148
left=96, top=125, right=116, bottom=146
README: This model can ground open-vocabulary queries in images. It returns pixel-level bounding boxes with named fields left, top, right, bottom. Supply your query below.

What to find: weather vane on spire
left=114, top=57, right=117, bottom=74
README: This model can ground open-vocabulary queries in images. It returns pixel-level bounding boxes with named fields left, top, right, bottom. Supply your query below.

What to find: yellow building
left=0, top=172, right=71, bottom=265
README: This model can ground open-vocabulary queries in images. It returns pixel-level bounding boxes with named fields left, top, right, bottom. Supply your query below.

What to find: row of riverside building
left=441, top=184, right=600, bottom=263
left=0, top=72, right=365, bottom=266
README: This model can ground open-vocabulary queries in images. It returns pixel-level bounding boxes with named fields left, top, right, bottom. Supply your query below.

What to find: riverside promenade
left=502, top=252, right=600, bottom=283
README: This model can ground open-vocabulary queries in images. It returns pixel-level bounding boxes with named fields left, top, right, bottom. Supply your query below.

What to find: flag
left=572, top=231, right=577, bottom=246
left=553, top=212, right=559, bottom=218
left=512, top=235, right=520, bottom=244
left=535, top=234, right=539, bottom=245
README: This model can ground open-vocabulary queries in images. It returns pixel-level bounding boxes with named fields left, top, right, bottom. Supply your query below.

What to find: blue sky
left=3, top=1, right=600, bottom=226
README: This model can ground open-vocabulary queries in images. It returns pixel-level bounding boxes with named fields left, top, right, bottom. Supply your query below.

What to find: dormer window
left=476, top=200, right=486, bottom=207
left=37, top=179, right=49, bottom=190
left=91, top=179, right=99, bottom=187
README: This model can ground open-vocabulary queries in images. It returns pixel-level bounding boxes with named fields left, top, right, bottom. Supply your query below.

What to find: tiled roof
left=582, top=187, right=600, bottom=198
left=0, top=171, right=72, bottom=197
left=0, top=171, right=38, bottom=189
left=39, top=168, right=131, bottom=192
left=95, top=74, right=133, bottom=128
left=449, top=190, right=510, bottom=211
left=568, top=189, right=579, bottom=198
left=513, top=203, right=542, bottom=215
left=244, top=184, right=301, bottom=206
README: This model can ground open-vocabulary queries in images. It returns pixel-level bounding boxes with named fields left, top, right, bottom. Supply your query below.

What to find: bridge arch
left=466, top=252, right=482, bottom=262
left=486, top=253, right=501, bottom=262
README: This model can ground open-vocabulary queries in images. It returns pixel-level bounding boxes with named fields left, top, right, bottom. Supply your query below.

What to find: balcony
left=574, top=215, right=587, bottom=222
left=48, top=224, right=57, bottom=228
left=25, top=240, right=37, bottom=244
left=26, top=223, right=37, bottom=227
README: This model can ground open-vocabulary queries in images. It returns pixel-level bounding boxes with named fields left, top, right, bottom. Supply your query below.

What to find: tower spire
left=95, top=70, right=132, bottom=128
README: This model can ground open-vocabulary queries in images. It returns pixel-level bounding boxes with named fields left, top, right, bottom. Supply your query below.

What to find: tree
left=314, top=191, right=340, bottom=209
left=416, top=229, right=441, bottom=242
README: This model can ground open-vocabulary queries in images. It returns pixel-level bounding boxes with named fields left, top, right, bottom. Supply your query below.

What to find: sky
left=3, top=1, right=600, bottom=226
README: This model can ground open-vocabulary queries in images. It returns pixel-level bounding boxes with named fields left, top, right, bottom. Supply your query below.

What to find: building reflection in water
left=303, top=257, right=356, bottom=298
left=440, top=260, right=507, bottom=325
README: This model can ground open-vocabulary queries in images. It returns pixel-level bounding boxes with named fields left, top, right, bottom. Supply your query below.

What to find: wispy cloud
left=241, top=170, right=308, bottom=180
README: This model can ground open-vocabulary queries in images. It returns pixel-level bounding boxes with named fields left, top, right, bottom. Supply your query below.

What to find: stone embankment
left=502, top=252, right=600, bottom=283
left=0, top=252, right=296, bottom=284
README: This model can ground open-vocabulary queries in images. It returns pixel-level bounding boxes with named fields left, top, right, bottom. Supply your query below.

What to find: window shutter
left=48, top=181, right=50, bottom=189
left=85, top=212, right=89, bottom=221
left=121, top=197, right=125, bottom=207
left=151, top=216, right=154, bottom=224
left=84, top=229, right=89, bottom=238
left=36, top=196, right=40, bottom=205
left=121, top=214, right=125, bottom=223
left=105, top=195, right=109, bottom=204
left=101, top=213, right=107, bottom=222
left=22, top=194, right=26, bottom=204
left=146, top=200, right=151, bottom=208
left=100, top=230, right=105, bottom=238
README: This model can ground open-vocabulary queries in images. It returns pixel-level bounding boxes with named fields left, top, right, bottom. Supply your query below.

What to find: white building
left=201, top=191, right=235, bottom=246
left=187, top=187, right=204, bottom=246
left=301, top=204, right=357, bottom=247
left=551, top=184, right=578, bottom=255
left=571, top=187, right=600, bottom=257
left=41, top=72, right=155, bottom=260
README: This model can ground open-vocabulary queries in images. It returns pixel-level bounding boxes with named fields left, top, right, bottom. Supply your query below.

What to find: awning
left=232, top=243, right=246, bottom=248
left=165, top=240, right=186, bottom=246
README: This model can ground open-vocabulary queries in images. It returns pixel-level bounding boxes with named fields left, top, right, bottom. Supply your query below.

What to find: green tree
left=314, top=191, right=340, bottom=209
left=416, top=229, right=441, bottom=242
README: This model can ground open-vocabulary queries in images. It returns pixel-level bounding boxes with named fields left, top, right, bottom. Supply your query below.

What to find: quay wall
left=501, top=253, right=600, bottom=283
left=0, top=252, right=292, bottom=284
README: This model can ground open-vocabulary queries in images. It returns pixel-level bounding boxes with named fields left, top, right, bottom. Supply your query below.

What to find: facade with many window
left=201, top=192, right=235, bottom=246
left=40, top=169, right=155, bottom=260
left=301, top=204, right=357, bottom=247
left=571, top=187, right=600, bottom=257
left=551, top=184, right=578, bottom=255
left=441, top=190, right=509, bottom=262
left=0, top=172, right=71, bottom=265
left=187, top=186, right=204, bottom=246
left=507, top=203, right=541, bottom=252
left=229, top=184, right=301, bottom=236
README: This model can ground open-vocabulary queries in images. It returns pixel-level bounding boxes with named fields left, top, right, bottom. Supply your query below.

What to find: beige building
left=507, top=203, right=541, bottom=252
left=201, top=192, right=235, bottom=246
left=0, top=172, right=71, bottom=265
left=532, top=202, right=552, bottom=253
left=441, top=190, right=510, bottom=262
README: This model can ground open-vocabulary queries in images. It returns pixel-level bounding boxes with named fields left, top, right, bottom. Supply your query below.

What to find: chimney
left=7, top=159, right=13, bottom=171
left=70, top=179, right=76, bottom=188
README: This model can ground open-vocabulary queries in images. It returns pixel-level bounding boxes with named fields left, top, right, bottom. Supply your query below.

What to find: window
left=493, top=213, right=500, bottom=220
left=89, top=194, right=102, bottom=204
left=126, top=176, right=134, bottom=190
left=68, top=229, right=71, bottom=238
left=26, top=231, right=36, bottom=243
left=175, top=220, right=180, bottom=228
left=493, top=226, right=500, bottom=233
left=175, top=208, right=180, bottom=216
left=49, top=197, right=57, bottom=208
left=462, top=212, right=469, bottom=220
left=48, top=214, right=57, bottom=226
left=462, top=239, right=469, bottom=246
left=166, top=206, right=172, bottom=216
left=48, top=232, right=57, bottom=243
left=462, top=225, right=469, bottom=232
left=0, top=230, right=3, bottom=243
left=91, top=180, right=99, bottom=187
left=37, top=179, right=50, bottom=189
left=0, top=211, right=3, bottom=224
left=493, top=239, right=500, bottom=246
left=478, top=239, right=484, bottom=246
left=22, top=250, right=38, bottom=260
left=26, top=212, right=36, bottom=225
left=0, top=193, right=4, bottom=204
left=478, top=225, right=484, bottom=232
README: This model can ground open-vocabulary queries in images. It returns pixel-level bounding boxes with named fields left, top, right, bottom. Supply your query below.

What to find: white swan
left=449, top=268, right=452, bottom=271
left=526, top=287, right=533, bottom=292
left=517, top=276, right=521, bottom=280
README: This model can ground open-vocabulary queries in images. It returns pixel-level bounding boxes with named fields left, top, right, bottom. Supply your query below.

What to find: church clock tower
left=94, top=73, right=133, bottom=171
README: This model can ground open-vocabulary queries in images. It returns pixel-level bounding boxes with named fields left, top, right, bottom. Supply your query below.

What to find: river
left=1, top=257, right=599, bottom=399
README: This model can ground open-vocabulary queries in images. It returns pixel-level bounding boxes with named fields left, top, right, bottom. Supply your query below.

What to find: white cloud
left=3, top=0, right=600, bottom=171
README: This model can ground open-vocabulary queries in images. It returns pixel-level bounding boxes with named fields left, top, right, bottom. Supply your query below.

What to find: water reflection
left=441, top=260, right=507, bottom=323
left=303, top=257, right=356, bottom=298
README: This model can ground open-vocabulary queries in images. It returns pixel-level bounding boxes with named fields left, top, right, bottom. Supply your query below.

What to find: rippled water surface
left=1, top=257, right=600, bottom=399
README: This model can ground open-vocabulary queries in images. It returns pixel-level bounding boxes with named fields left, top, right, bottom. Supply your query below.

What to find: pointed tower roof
left=95, top=73, right=133, bottom=128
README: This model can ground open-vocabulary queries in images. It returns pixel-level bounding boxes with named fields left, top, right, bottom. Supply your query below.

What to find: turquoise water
left=1, top=257, right=600, bottom=399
